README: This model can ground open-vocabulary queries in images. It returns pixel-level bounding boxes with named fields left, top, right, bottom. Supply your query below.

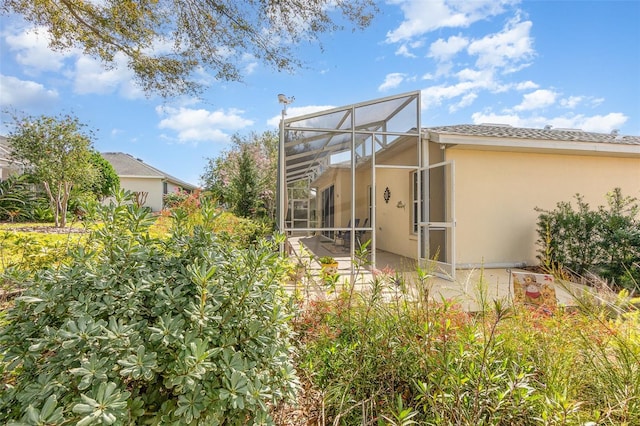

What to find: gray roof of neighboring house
left=101, top=152, right=198, bottom=190
left=425, top=124, right=640, bottom=146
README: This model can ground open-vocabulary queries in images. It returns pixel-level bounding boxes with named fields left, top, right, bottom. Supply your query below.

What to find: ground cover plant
left=292, top=270, right=640, bottom=425
left=0, top=193, right=298, bottom=425
left=0, top=224, right=86, bottom=276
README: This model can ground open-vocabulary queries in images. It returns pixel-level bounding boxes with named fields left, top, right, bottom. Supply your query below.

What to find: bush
left=0, top=175, right=39, bottom=222
left=536, top=188, right=640, bottom=290
left=0, top=196, right=298, bottom=425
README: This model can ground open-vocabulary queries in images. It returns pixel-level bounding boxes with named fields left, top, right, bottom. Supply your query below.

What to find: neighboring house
left=101, top=152, right=198, bottom=212
left=0, top=135, right=24, bottom=181
left=280, top=91, right=640, bottom=278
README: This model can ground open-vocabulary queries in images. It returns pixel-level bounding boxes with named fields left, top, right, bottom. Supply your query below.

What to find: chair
left=356, top=218, right=369, bottom=248
left=336, top=218, right=359, bottom=246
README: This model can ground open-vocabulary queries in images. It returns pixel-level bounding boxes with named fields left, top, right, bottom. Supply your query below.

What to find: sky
left=1, top=0, right=639, bottom=186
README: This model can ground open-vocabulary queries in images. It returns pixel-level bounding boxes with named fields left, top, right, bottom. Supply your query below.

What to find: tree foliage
left=87, top=151, right=120, bottom=201
left=7, top=113, right=96, bottom=227
left=201, top=131, right=278, bottom=222
left=2, top=0, right=377, bottom=97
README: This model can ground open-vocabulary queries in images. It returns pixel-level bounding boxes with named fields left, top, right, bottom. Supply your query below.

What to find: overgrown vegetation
left=291, top=267, right=640, bottom=425
left=2, top=185, right=639, bottom=425
left=0, top=192, right=298, bottom=425
left=536, top=188, right=640, bottom=290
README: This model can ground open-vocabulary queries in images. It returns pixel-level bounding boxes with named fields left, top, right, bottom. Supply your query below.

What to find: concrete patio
left=284, top=235, right=588, bottom=312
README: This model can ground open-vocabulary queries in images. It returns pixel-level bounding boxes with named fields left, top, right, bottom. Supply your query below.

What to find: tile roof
left=101, top=152, right=197, bottom=189
left=426, top=124, right=640, bottom=146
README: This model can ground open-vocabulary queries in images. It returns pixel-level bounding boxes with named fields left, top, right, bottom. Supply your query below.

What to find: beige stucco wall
left=373, top=145, right=420, bottom=259
left=447, top=148, right=640, bottom=266
left=119, top=177, right=164, bottom=212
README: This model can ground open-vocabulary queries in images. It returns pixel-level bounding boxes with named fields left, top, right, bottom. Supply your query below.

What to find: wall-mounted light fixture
left=383, top=187, right=391, bottom=203
left=396, top=201, right=405, bottom=209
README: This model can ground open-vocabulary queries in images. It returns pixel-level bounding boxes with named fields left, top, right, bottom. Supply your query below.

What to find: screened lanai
left=277, top=91, right=456, bottom=278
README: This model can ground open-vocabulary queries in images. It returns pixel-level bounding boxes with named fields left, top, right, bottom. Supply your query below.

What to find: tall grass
left=292, top=263, right=640, bottom=425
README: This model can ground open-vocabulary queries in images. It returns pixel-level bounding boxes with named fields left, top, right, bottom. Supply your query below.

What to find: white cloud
left=386, top=0, right=518, bottom=43
left=470, top=111, right=628, bottom=133
left=422, top=81, right=483, bottom=107
left=395, top=44, right=416, bottom=58
left=395, top=40, right=425, bottom=58
left=4, top=25, right=74, bottom=74
left=514, top=89, right=557, bottom=111
left=378, top=73, right=407, bottom=92
left=468, top=17, right=534, bottom=71
left=560, top=96, right=583, bottom=109
left=449, top=93, right=478, bottom=112
left=157, top=105, right=254, bottom=143
left=455, top=68, right=491, bottom=83
left=514, top=81, right=539, bottom=91
left=566, top=113, right=628, bottom=133
left=428, top=35, right=469, bottom=62
left=244, top=62, right=258, bottom=75
left=0, top=74, right=58, bottom=108
left=73, top=53, right=144, bottom=99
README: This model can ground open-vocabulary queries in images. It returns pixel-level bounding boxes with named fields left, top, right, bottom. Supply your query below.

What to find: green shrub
left=0, top=175, right=37, bottom=222
left=0, top=197, right=298, bottom=425
left=536, top=188, right=640, bottom=290
left=152, top=198, right=270, bottom=248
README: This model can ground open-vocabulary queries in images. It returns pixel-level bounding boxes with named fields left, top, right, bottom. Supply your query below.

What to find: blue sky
left=1, top=0, right=639, bottom=186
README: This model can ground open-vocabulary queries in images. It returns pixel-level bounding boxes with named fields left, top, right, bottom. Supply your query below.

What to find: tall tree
left=2, top=0, right=377, bottom=97
left=8, top=114, right=96, bottom=227
left=201, top=131, right=278, bottom=221
left=230, top=146, right=259, bottom=218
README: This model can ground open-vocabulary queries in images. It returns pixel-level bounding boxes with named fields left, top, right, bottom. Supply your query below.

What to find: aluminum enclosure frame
left=278, top=91, right=429, bottom=273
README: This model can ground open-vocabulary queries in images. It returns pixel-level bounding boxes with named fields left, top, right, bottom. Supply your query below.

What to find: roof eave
left=429, top=133, right=640, bottom=157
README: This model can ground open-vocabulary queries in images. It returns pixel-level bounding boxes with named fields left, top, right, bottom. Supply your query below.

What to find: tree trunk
left=43, top=181, right=73, bottom=228
left=59, top=182, right=73, bottom=228
left=43, top=182, right=60, bottom=227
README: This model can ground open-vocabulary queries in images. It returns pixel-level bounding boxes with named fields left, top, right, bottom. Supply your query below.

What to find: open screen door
left=419, top=161, right=455, bottom=280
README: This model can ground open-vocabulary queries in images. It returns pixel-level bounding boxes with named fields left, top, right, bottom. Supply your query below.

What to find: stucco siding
left=373, top=144, right=420, bottom=259
left=374, top=167, right=416, bottom=258
left=448, top=148, right=640, bottom=266
left=119, top=177, right=164, bottom=212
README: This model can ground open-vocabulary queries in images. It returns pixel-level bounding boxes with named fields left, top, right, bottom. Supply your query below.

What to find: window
left=162, top=181, right=168, bottom=195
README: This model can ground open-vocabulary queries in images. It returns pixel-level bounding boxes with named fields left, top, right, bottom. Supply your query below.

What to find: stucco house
left=101, top=152, right=198, bottom=212
left=0, top=135, right=23, bottom=181
left=278, top=91, right=640, bottom=278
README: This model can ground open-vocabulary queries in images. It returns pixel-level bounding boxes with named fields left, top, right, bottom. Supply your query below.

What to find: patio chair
left=355, top=217, right=369, bottom=248
left=336, top=218, right=359, bottom=247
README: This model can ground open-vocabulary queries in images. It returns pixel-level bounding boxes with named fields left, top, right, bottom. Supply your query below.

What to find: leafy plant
left=536, top=188, right=640, bottom=290
left=0, top=174, right=36, bottom=222
left=0, top=193, right=298, bottom=424
left=318, top=256, right=336, bottom=265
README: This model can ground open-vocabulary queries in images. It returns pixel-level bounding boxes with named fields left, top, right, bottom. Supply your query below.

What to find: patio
left=284, top=235, right=587, bottom=312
